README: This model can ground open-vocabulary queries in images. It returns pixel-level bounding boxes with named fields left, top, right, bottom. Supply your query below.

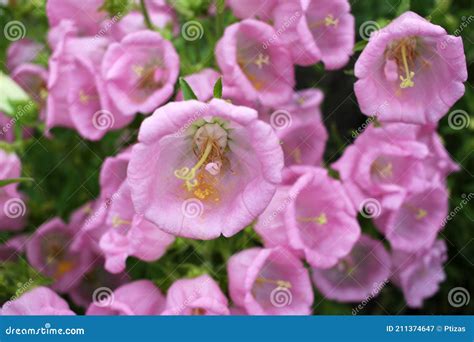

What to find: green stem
left=140, top=0, right=154, bottom=30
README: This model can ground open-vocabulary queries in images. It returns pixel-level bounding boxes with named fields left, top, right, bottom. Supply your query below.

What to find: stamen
left=324, top=14, right=339, bottom=27
left=79, top=90, right=90, bottom=104
left=83, top=204, right=93, bottom=215
left=254, top=53, right=270, bottom=69
left=191, top=308, right=206, bottom=315
left=399, top=44, right=415, bottom=88
left=175, top=140, right=214, bottom=191
left=39, top=88, right=48, bottom=101
left=310, top=14, right=339, bottom=29
left=256, top=277, right=292, bottom=289
left=132, top=65, right=144, bottom=77
left=371, top=161, right=393, bottom=178
left=54, top=260, right=74, bottom=278
left=415, top=208, right=427, bottom=220
left=112, top=215, right=132, bottom=228
left=292, top=147, right=302, bottom=164
left=297, top=213, right=328, bottom=225
left=337, top=260, right=355, bottom=275
left=403, top=203, right=428, bottom=220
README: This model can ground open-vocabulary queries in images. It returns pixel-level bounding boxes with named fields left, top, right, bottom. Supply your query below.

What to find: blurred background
left=0, top=0, right=472, bottom=315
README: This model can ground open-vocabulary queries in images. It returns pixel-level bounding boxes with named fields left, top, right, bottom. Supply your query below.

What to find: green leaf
left=213, top=77, right=223, bottom=99
left=353, top=40, right=368, bottom=52
left=0, top=73, right=29, bottom=115
left=0, top=177, right=34, bottom=188
left=396, top=0, right=411, bottom=16
left=179, top=77, right=198, bottom=100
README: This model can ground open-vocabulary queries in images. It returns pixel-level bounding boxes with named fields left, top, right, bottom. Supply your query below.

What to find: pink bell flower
left=128, top=99, right=284, bottom=240
left=227, top=246, right=313, bottom=315
left=162, top=274, right=230, bottom=315
left=354, top=11, right=467, bottom=124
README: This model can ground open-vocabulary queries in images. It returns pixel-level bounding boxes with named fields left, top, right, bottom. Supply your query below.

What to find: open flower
left=67, top=56, right=134, bottom=140
left=391, top=239, right=447, bottom=308
left=67, top=257, right=128, bottom=308
left=375, top=182, right=448, bottom=252
left=86, top=280, right=166, bottom=315
left=228, top=246, right=313, bottom=315
left=263, top=89, right=327, bottom=166
left=1, top=287, right=76, bottom=315
left=75, top=149, right=173, bottom=272
left=273, top=0, right=354, bottom=69
left=255, top=166, right=360, bottom=269
left=45, top=20, right=134, bottom=140
left=216, top=19, right=294, bottom=107
left=128, top=99, right=284, bottom=240
left=332, top=123, right=455, bottom=211
left=163, top=274, right=230, bottom=315
left=354, top=11, right=467, bottom=124
left=99, top=182, right=175, bottom=273
left=311, top=235, right=391, bottom=302
left=101, top=30, right=179, bottom=116
left=26, top=218, right=94, bottom=292
left=0, top=150, right=26, bottom=231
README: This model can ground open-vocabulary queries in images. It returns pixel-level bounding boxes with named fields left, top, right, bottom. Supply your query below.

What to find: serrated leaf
left=179, top=77, right=198, bottom=100
left=213, top=77, right=223, bottom=99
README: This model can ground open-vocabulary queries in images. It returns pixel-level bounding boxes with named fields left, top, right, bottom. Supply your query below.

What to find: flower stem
left=140, top=0, right=154, bottom=30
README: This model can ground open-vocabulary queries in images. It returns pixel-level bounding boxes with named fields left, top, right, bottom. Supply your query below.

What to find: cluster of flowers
left=0, top=0, right=467, bottom=315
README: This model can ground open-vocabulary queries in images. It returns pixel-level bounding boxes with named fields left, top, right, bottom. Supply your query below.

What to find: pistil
left=297, top=213, right=328, bottom=225
left=403, top=203, right=427, bottom=220
left=399, top=44, right=415, bottom=88
left=112, top=215, right=132, bottom=228
left=175, top=140, right=214, bottom=191
left=256, top=277, right=292, bottom=289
